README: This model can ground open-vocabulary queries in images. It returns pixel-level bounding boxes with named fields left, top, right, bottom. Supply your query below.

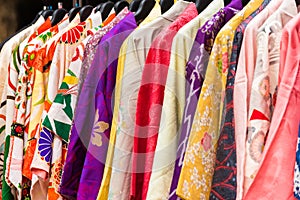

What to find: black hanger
left=95, top=3, right=104, bottom=13
left=31, top=6, right=53, bottom=25
left=194, top=0, right=213, bottom=13
left=134, top=0, right=155, bottom=25
left=69, top=7, right=81, bottom=22
left=94, top=0, right=107, bottom=13
left=114, top=0, right=129, bottom=14
left=160, top=0, right=173, bottom=14
left=51, top=8, right=68, bottom=26
left=129, top=0, right=142, bottom=12
left=99, top=1, right=114, bottom=21
left=41, top=10, right=53, bottom=20
left=79, top=5, right=93, bottom=22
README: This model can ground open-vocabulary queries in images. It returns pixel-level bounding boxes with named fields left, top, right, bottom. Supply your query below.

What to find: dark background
left=17, top=0, right=77, bottom=30
left=0, top=0, right=105, bottom=42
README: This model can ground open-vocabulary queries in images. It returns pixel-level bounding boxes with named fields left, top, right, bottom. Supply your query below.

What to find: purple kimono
left=59, top=13, right=137, bottom=200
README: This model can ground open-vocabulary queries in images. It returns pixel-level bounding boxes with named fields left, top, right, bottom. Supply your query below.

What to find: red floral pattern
left=60, top=22, right=86, bottom=44
left=11, top=123, right=25, bottom=138
left=201, top=132, right=213, bottom=151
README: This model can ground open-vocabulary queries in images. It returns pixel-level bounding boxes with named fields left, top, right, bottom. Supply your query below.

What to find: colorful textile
left=209, top=0, right=271, bottom=199
left=147, top=0, right=224, bottom=198
left=169, top=0, right=242, bottom=198
left=176, top=0, right=264, bottom=199
left=60, top=13, right=135, bottom=200
left=131, top=4, right=198, bottom=200
left=243, top=12, right=300, bottom=199
left=76, top=12, right=137, bottom=200
left=105, top=2, right=191, bottom=199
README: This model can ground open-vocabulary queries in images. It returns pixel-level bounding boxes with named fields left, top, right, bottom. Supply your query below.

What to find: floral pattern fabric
left=42, top=10, right=126, bottom=144
left=243, top=0, right=297, bottom=193
left=0, top=16, right=47, bottom=200
left=147, top=1, right=225, bottom=199
left=243, top=13, right=300, bottom=199
left=176, top=0, right=265, bottom=199
left=7, top=18, right=53, bottom=198
left=23, top=15, right=81, bottom=200
left=209, top=1, right=271, bottom=199
left=21, top=15, right=71, bottom=183
left=13, top=16, right=70, bottom=200
left=233, top=0, right=284, bottom=198
left=59, top=12, right=134, bottom=200
left=38, top=12, right=102, bottom=200
left=21, top=16, right=70, bottom=200
left=169, top=1, right=242, bottom=199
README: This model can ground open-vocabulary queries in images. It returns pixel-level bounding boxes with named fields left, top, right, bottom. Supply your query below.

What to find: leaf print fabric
left=91, top=111, right=108, bottom=147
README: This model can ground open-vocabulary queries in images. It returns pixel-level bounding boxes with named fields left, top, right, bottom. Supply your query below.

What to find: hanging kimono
left=177, top=0, right=264, bottom=199
left=131, top=3, right=198, bottom=200
left=104, top=2, right=189, bottom=199
left=210, top=0, right=271, bottom=199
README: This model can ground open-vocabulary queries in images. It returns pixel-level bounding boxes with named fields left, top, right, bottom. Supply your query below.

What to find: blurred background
left=0, top=0, right=106, bottom=42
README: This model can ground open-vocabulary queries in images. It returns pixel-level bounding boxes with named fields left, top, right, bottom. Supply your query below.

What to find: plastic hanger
left=41, top=10, right=53, bottom=19
left=51, top=8, right=68, bottom=26
left=129, top=0, right=142, bottom=12
left=94, top=0, right=107, bottom=13
left=160, top=0, right=173, bottom=14
left=32, top=5, right=52, bottom=24
left=69, top=6, right=82, bottom=22
left=134, top=0, right=155, bottom=25
left=79, top=5, right=93, bottom=22
left=95, top=4, right=103, bottom=13
left=99, top=1, right=114, bottom=21
left=195, top=0, right=213, bottom=13
left=114, top=0, right=129, bottom=14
